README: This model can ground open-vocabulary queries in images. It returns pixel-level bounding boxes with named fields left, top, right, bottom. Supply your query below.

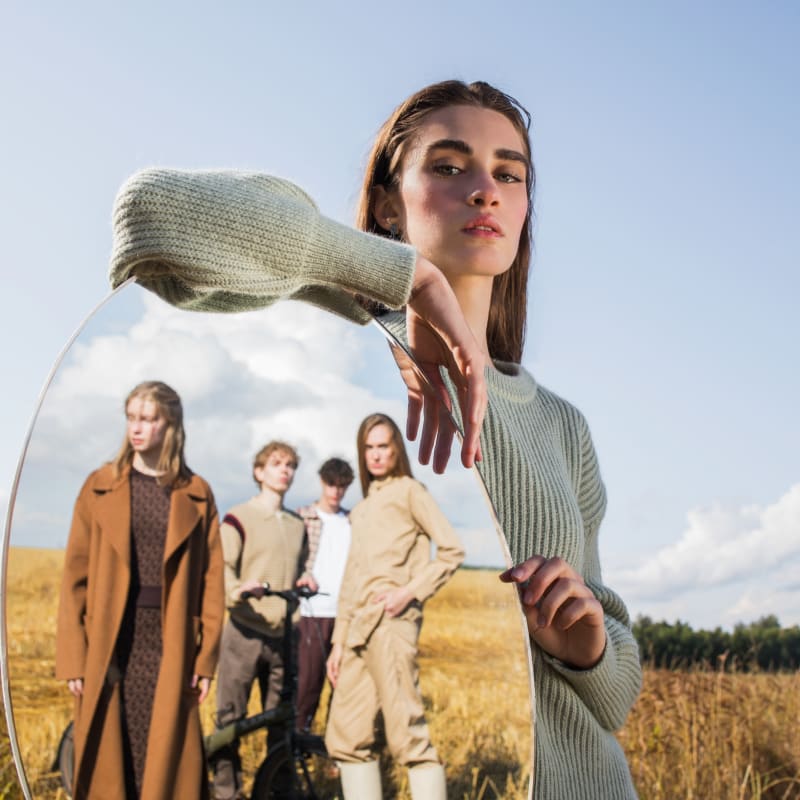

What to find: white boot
left=408, top=763, right=447, bottom=800
left=338, top=760, right=382, bottom=800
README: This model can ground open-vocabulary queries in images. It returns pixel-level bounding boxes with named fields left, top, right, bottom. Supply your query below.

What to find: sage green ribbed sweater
left=110, top=169, right=641, bottom=799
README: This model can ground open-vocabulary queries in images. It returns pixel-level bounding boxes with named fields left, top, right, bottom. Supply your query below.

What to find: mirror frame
left=1, top=279, right=534, bottom=799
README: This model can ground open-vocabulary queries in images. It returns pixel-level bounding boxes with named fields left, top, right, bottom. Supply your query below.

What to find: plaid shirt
left=296, top=503, right=350, bottom=577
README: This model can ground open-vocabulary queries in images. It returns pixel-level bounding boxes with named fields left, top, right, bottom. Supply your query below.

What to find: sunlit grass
left=3, top=549, right=530, bottom=799
left=6, top=547, right=798, bottom=799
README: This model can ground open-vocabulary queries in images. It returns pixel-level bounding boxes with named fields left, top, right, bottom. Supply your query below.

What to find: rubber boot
left=338, top=759, right=382, bottom=800
left=408, top=763, right=447, bottom=800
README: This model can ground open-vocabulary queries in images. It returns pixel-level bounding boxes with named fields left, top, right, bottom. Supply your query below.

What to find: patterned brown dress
left=115, top=468, right=170, bottom=797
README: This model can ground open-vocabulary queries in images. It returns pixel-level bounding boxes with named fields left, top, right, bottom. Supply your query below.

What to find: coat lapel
left=163, top=475, right=205, bottom=563
left=91, top=466, right=132, bottom=566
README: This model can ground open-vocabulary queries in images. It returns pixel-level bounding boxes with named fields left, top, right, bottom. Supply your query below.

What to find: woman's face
left=126, top=396, right=167, bottom=459
left=384, top=104, right=530, bottom=282
left=363, top=423, right=399, bottom=478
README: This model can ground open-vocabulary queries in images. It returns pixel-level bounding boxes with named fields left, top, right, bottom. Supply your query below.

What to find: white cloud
left=8, top=291, right=497, bottom=565
left=611, top=484, right=800, bottom=598
left=610, top=484, right=800, bottom=628
left=454, top=526, right=509, bottom=569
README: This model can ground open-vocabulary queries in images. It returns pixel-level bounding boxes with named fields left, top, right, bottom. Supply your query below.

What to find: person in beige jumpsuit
left=325, top=413, right=464, bottom=799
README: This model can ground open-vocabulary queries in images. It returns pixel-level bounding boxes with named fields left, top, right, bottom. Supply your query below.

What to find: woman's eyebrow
left=496, top=147, right=529, bottom=166
left=427, top=138, right=472, bottom=156
left=427, top=139, right=528, bottom=167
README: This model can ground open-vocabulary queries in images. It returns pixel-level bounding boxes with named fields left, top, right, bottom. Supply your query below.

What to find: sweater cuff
left=541, top=619, right=641, bottom=731
left=303, top=213, right=416, bottom=310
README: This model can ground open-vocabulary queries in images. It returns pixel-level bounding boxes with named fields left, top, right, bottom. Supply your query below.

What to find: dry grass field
left=2, top=548, right=530, bottom=799
left=3, top=547, right=800, bottom=799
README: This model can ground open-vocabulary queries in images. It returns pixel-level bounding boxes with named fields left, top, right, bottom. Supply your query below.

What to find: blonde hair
left=112, top=381, right=191, bottom=488
left=356, top=79, right=535, bottom=363
left=356, top=413, right=413, bottom=496
left=252, top=441, right=300, bottom=486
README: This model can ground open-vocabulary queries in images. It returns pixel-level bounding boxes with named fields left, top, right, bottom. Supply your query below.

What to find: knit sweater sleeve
left=108, top=168, right=416, bottom=321
left=543, top=412, right=643, bottom=732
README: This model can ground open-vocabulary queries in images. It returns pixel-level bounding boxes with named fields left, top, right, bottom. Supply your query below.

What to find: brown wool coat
left=55, top=463, right=225, bottom=800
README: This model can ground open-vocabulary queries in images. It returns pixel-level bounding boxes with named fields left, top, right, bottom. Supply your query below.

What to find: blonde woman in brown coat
left=55, top=381, right=225, bottom=800
left=324, top=413, right=464, bottom=800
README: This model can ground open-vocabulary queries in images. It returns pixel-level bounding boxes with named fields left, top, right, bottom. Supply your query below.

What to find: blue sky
left=1, top=2, right=798, bottom=630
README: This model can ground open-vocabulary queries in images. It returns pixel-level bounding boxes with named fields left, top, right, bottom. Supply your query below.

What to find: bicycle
left=56, top=583, right=340, bottom=800
left=206, top=583, right=339, bottom=799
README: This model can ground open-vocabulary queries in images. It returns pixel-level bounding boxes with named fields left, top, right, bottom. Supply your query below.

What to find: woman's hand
left=374, top=586, right=414, bottom=618
left=326, top=643, right=344, bottom=688
left=403, top=256, right=488, bottom=473
left=500, top=556, right=607, bottom=669
left=191, top=674, right=211, bottom=704
left=67, top=678, right=83, bottom=698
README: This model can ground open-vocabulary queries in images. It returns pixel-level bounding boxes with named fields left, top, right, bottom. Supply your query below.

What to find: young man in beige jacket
left=211, top=441, right=314, bottom=800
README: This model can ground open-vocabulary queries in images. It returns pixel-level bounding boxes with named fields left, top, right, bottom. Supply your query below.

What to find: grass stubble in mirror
left=1, top=280, right=533, bottom=799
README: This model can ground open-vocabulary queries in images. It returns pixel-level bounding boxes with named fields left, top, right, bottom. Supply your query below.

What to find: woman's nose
left=467, top=171, right=499, bottom=206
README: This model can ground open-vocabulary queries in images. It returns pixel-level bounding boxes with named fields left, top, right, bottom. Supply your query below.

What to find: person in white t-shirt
left=295, top=457, right=355, bottom=731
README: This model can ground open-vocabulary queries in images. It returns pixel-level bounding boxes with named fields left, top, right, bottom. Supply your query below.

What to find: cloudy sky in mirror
left=13, top=286, right=508, bottom=568
left=1, top=4, right=798, bottom=630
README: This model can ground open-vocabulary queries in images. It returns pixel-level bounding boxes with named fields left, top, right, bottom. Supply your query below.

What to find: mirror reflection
left=4, top=283, right=532, bottom=799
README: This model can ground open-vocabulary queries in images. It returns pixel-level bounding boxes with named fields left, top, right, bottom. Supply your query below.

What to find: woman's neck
left=131, top=451, right=164, bottom=476
left=448, top=274, right=494, bottom=365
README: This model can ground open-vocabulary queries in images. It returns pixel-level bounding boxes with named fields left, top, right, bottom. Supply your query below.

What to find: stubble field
left=1, top=548, right=530, bottom=799
left=2, top=547, right=799, bottom=799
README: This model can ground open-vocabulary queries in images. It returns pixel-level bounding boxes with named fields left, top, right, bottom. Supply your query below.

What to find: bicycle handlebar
left=239, top=582, right=327, bottom=601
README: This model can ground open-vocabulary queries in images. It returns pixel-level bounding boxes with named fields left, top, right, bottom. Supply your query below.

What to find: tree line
left=632, top=614, right=800, bottom=671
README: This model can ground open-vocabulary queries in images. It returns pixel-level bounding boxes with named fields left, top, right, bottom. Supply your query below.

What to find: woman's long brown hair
left=356, top=413, right=413, bottom=497
left=356, top=80, right=535, bottom=363
left=112, top=380, right=191, bottom=488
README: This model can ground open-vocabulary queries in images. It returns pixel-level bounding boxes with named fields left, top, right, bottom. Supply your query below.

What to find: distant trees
left=632, top=615, right=800, bottom=671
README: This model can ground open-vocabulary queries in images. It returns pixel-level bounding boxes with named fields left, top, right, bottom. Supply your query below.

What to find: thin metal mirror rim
left=1, top=278, right=534, bottom=799
left=0, top=278, right=136, bottom=799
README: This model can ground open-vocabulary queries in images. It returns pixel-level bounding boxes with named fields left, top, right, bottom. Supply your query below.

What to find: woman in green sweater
left=110, top=80, right=642, bottom=799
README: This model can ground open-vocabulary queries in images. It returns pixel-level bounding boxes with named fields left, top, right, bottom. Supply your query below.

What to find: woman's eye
left=497, top=171, right=524, bottom=184
left=433, top=164, right=462, bottom=177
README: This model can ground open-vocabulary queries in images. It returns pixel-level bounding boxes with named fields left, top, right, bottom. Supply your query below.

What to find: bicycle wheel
left=56, top=721, right=75, bottom=798
left=251, top=737, right=340, bottom=800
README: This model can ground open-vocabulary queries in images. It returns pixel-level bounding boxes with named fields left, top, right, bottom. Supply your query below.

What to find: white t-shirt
left=301, top=508, right=351, bottom=619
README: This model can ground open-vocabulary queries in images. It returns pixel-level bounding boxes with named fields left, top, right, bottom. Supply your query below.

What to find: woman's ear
left=371, top=185, right=403, bottom=234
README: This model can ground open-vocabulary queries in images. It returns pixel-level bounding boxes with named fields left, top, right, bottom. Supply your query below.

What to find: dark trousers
left=296, top=616, right=336, bottom=731
left=212, top=618, right=289, bottom=800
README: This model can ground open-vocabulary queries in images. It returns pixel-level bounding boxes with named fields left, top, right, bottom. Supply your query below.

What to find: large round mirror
left=2, top=282, right=533, bottom=798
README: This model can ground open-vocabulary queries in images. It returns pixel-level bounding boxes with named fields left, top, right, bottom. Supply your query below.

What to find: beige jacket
left=332, top=475, right=464, bottom=648
left=220, top=498, right=307, bottom=637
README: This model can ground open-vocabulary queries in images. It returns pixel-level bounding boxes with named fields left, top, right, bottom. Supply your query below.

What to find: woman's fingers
left=193, top=675, right=211, bottom=704
left=326, top=647, right=342, bottom=688
left=406, top=256, right=488, bottom=470
left=499, top=555, right=547, bottom=584
left=501, top=555, right=606, bottom=667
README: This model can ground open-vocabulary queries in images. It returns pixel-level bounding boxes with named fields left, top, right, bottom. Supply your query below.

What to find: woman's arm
left=329, top=544, right=359, bottom=649
left=501, top=415, right=642, bottom=731
left=193, top=491, right=225, bottom=681
left=55, top=476, right=95, bottom=683
left=404, top=480, right=466, bottom=603
left=109, top=169, right=485, bottom=470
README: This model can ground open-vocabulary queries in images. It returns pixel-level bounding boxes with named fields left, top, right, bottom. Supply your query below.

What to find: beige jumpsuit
left=324, top=475, right=464, bottom=766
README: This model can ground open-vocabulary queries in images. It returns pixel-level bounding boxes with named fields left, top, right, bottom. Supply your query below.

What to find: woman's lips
left=462, top=215, right=503, bottom=237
